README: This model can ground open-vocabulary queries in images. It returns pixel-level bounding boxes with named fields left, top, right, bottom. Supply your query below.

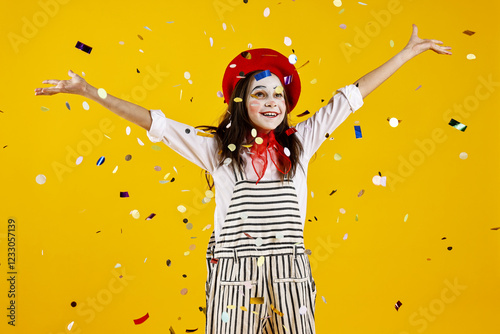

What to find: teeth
left=262, top=113, right=277, bottom=117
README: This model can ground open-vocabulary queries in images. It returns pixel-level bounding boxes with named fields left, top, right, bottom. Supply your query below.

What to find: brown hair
left=196, top=71, right=304, bottom=189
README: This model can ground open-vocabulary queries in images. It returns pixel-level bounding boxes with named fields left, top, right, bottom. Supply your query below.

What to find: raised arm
left=354, top=24, right=452, bottom=99
left=34, top=70, right=152, bottom=130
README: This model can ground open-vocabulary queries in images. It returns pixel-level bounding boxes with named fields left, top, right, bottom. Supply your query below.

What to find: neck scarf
left=249, top=130, right=291, bottom=184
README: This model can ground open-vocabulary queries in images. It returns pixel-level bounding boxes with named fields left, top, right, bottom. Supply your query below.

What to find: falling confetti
left=68, top=321, right=74, bottom=331
left=96, top=156, right=105, bottom=166
left=334, top=153, right=342, bottom=161
left=357, top=189, right=364, bottom=197
left=389, top=117, right=400, bottom=127
left=463, top=30, right=475, bottom=36
left=296, top=110, right=310, bottom=117
left=459, top=152, right=468, bottom=159
left=120, top=191, right=129, bottom=198
left=284, top=37, right=292, bottom=46
left=354, top=125, right=362, bottom=138
left=343, top=233, right=348, bottom=240
left=390, top=40, right=394, bottom=47
left=221, top=312, right=230, bottom=323
left=65, top=102, right=71, bottom=110
left=466, top=54, right=476, bottom=60
left=76, top=156, right=83, bottom=165
left=180, top=288, right=188, bottom=295
left=339, top=23, right=346, bottom=29
left=263, top=7, right=270, bottom=17
left=137, top=138, right=145, bottom=145
left=177, top=205, right=186, bottom=213
left=449, top=118, right=467, bottom=132
left=234, top=97, right=243, bottom=102
left=404, top=214, right=409, bottom=222
left=257, top=256, right=265, bottom=266
left=75, top=41, right=92, bottom=54
left=36, top=174, right=46, bottom=185
left=288, top=54, right=298, bottom=65
left=333, top=0, right=342, bottom=7
left=299, top=305, right=307, bottom=315
left=41, top=106, right=49, bottom=112
left=395, top=300, right=402, bottom=311
left=82, top=101, right=90, bottom=110
left=133, top=313, right=149, bottom=325
left=97, top=88, right=107, bottom=99
left=130, top=210, right=140, bottom=219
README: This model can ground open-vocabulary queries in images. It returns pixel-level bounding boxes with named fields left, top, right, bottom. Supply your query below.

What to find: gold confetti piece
left=240, top=306, right=248, bottom=311
left=255, top=137, right=263, bottom=145
left=197, top=131, right=214, bottom=137
left=177, top=205, right=187, bottom=213
left=251, top=128, right=257, bottom=137
left=250, top=297, right=264, bottom=304
left=41, top=106, right=49, bottom=112
left=466, top=54, right=476, bottom=60
left=252, top=311, right=259, bottom=315
left=270, top=304, right=283, bottom=317
left=355, top=214, right=359, bottom=221
left=334, top=153, right=342, bottom=161
left=357, top=189, right=365, bottom=197
left=390, top=40, right=394, bottom=47
left=257, top=256, right=265, bottom=266
left=234, top=97, right=243, bottom=102
left=131, top=210, right=140, bottom=219
left=184, top=251, right=190, bottom=256
left=164, top=173, right=171, bottom=180
left=242, top=144, right=253, bottom=148
left=404, top=214, right=409, bottom=222
left=228, top=144, right=236, bottom=151
left=227, top=305, right=236, bottom=309
left=333, top=0, right=342, bottom=6
left=310, top=78, right=317, bottom=84
left=275, top=86, right=284, bottom=94
left=97, top=88, right=107, bottom=99
left=138, top=34, right=143, bottom=40
left=463, top=30, right=475, bottom=36
left=296, top=60, right=310, bottom=70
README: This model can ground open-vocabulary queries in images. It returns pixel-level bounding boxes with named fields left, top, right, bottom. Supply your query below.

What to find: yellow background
left=1, top=0, right=499, bottom=333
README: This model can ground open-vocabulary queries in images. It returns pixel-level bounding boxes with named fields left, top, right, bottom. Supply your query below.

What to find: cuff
left=336, top=84, right=364, bottom=113
left=146, top=109, right=165, bottom=143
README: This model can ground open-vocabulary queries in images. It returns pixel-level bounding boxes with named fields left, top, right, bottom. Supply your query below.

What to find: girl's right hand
left=34, top=70, right=88, bottom=96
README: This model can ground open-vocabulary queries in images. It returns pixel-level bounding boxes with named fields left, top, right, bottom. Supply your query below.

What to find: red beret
left=222, top=48, right=301, bottom=113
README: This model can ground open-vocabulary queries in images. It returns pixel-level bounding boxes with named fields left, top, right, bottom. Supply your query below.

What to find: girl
left=35, top=24, right=451, bottom=334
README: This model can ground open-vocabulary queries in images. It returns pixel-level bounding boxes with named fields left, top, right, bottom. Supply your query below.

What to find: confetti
left=255, top=237, right=263, bottom=247
left=358, top=2, right=367, bottom=5
left=68, top=321, right=74, bottom=331
left=255, top=137, right=263, bottom=145
left=463, top=30, right=475, bottom=36
left=137, top=138, right=145, bottom=145
left=112, top=166, right=118, bottom=173
left=372, top=175, right=381, bottom=185
left=221, top=311, right=230, bottom=323
left=340, top=208, right=346, bottom=214
left=263, top=7, right=270, bottom=17
left=120, top=191, right=129, bottom=198
left=284, top=37, right=292, bottom=46
left=275, top=86, right=284, bottom=94
left=181, top=288, right=188, bottom=295
left=343, top=233, right=348, bottom=240
left=415, top=85, right=422, bottom=90
left=131, top=210, right=140, bottom=219
left=330, top=190, right=337, bottom=196
left=36, top=174, right=46, bottom=185
left=82, top=101, right=90, bottom=110
left=288, top=54, right=298, bottom=65
left=449, top=118, right=467, bottom=132
left=75, top=156, right=83, bottom=165
left=66, top=102, right=71, bottom=110
left=299, top=305, right=307, bottom=315
left=257, top=256, right=265, bottom=266
left=310, top=78, right=318, bottom=84
left=459, top=152, right=468, bottom=159
left=228, top=144, right=236, bottom=151
left=97, top=88, right=107, bottom=99
left=447, top=246, right=453, bottom=251
left=354, top=125, right=362, bottom=138
left=75, top=41, right=92, bottom=54
left=233, top=97, right=243, bottom=102
left=184, top=72, right=191, bottom=80
left=166, top=259, right=172, bottom=266
left=186, top=223, right=193, bottom=230
left=466, top=54, right=476, bottom=60
left=137, top=34, right=143, bottom=40
left=255, top=70, right=272, bottom=81
left=240, top=306, right=248, bottom=311
left=152, top=145, right=161, bottom=151
left=491, top=227, right=500, bottom=230
left=71, top=301, right=77, bottom=307
left=390, top=40, right=394, bottom=47
left=133, top=313, right=149, bottom=325
left=96, top=156, right=105, bottom=166
left=334, top=153, right=342, bottom=161
left=404, top=214, right=409, bottom=222
left=223, top=157, right=232, bottom=166
left=395, top=300, right=402, bottom=311
left=357, top=189, right=364, bottom=197
left=41, top=106, right=49, bottom=112
left=296, top=110, right=310, bottom=117
left=177, top=205, right=186, bottom=213
left=333, top=0, right=342, bottom=7
left=270, top=304, right=283, bottom=317
left=339, top=23, right=346, bottom=29
left=284, top=147, right=290, bottom=156
left=125, top=154, right=132, bottom=161
left=322, top=296, right=327, bottom=303
left=389, top=117, right=400, bottom=127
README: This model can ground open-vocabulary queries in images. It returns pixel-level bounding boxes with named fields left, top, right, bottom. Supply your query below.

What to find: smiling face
left=245, top=73, right=287, bottom=134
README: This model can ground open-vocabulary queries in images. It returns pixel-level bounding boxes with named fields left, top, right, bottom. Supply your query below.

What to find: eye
left=251, top=91, right=266, bottom=98
left=274, top=92, right=284, bottom=98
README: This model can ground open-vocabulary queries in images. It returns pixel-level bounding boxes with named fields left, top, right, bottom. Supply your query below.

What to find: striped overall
left=205, top=165, right=317, bottom=334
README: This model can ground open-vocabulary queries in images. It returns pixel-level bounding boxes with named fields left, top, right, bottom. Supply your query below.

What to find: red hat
left=222, top=48, right=301, bottom=113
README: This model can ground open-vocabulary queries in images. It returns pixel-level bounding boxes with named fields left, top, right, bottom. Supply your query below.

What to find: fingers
left=411, top=24, right=418, bottom=36
left=34, top=87, right=60, bottom=96
left=42, top=79, right=60, bottom=85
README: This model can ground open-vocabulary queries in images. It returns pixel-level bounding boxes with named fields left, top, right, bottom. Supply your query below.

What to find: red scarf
left=249, top=130, right=291, bottom=184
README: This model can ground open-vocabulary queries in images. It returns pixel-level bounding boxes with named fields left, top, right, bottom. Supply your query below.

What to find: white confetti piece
left=112, top=166, right=118, bottom=174
left=299, top=305, right=307, bottom=315
left=389, top=117, right=399, bottom=127
left=210, top=37, right=214, bottom=47
left=177, top=205, right=187, bottom=213
left=130, top=210, right=140, bottom=219
left=263, top=7, right=270, bottom=17
left=137, top=138, right=144, bottom=146
left=126, top=126, right=131, bottom=135
left=466, top=54, right=476, bottom=60
left=76, top=156, right=83, bottom=165
left=68, top=321, right=74, bottom=331
left=184, top=72, right=191, bottom=79
left=284, top=36, right=292, bottom=46
left=115, top=263, right=121, bottom=268
left=82, top=101, right=90, bottom=110
left=459, top=152, right=468, bottom=159
left=36, top=174, right=46, bottom=185
left=288, top=54, right=298, bottom=64
left=343, top=233, right=348, bottom=240
left=333, top=0, right=342, bottom=7
left=97, top=88, right=107, bottom=99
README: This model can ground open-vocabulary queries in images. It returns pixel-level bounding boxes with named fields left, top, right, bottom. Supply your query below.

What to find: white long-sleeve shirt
left=147, top=84, right=364, bottom=242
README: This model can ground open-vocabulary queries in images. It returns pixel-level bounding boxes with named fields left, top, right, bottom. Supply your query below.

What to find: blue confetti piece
left=144, top=26, right=152, bottom=31
left=354, top=125, right=362, bottom=138
left=449, top=118, right=467, bottom=132
left=254, top=70, right=272, bottom=81
left=96, top=156, right=105, bottom=166
left=65, top=102, right=71, bottom=110
left=75, top=41, right=92, bottom=54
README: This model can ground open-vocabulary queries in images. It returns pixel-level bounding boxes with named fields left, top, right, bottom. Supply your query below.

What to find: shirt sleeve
left=146, top=109, right=219, bottom=172
left=295, top=84, right=364, bottom=160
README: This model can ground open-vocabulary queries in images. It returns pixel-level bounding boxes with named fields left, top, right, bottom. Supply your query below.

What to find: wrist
left=399, top=47, right=415, bottom=63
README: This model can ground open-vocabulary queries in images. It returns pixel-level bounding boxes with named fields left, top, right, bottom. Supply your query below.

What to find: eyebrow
left=250, top=85, right=279, bottom=92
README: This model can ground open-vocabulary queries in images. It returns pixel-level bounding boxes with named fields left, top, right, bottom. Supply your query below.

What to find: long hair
left=196, top=71, right=304, bottom=189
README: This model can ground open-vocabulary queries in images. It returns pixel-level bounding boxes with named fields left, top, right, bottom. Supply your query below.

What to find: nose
left=265, top=99, right=277, bottom=107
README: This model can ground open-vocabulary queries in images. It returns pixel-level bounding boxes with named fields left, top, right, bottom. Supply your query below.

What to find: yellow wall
left=1, top=0, right=499, bottom=333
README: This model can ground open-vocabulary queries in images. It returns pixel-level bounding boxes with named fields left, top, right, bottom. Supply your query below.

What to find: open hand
left=404, top=24, right=452, bottom=58
left=34, top=70, right=88, bottom=96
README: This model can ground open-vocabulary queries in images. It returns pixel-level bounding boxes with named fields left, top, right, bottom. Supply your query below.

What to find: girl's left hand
left=403, top=24, right=452, bottom=58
